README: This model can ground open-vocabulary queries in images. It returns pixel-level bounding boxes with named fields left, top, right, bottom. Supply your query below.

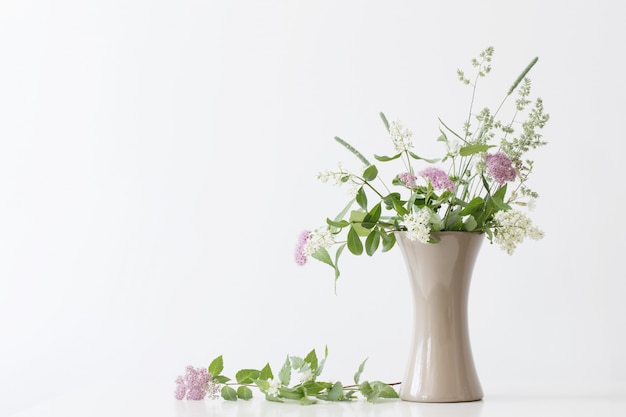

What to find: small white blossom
left=298, top=368, right=314, bottom=384
left=403, top=208, right=432, bottom=243
left=304, top=228, right=336, bottom=255
left=317, top=163, right=365, bottom=197
left=493, top=209, right=544, bottom=255
left=389, top=120, right=413, bottom=152
left=317, top=162, right=348, bottom=185
left=446, top=139, right=461, bottom=156
left=267, top=377, right=281, bottom=397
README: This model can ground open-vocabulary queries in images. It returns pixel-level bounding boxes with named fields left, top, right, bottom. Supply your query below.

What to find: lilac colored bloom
left=398, top=172, right=418, bottom=189
left=419, top=167, right=455, bottom=192
left=294, top=230, right=311, bottom=266
left=174, top=366, right=213, bottom=400
left=485, top=152, right=516, bottom=184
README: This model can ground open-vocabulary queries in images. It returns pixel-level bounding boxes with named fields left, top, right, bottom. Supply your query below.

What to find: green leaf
left=279, top=356, right=291, bottom=386
left=208, top=355, right=224, bottom=376
left=445, top=209, right=462, bottom=230
left=362, top=203, right=382, bottom=229
left=259, top=363, right=273, bottom=381
left=362, top=165, right=378, bottom=182
left=333, top=244, right=346, bottom=286
left=359, top=381, right=377, bottom=402
left=356, top=187, right=367, bottom=211
left=300, top=397, right=317, bottom=405
left=212, top=375, right=230, bottom=384
left=368, top=381, right=399, bottom=399
left=379, top=112, right=390, bottom=132
left=383, top=192, right=408, bottom=216
left=354, top=358, right=368, bottom=384
left=374, top=152, right=402, bottom=162
left=365, top=228, right=381, bottom=256
left=349, top=211, right=370, bottom=236
left=221, top=386, right=238, bottom=401
left=459, top=144, right=494, bottom=156
left=438, top=117, right=465, bottom=141
left=316, top=346, right=329, bottom=377
left=408, top=151, right=440, bottom=163
left=480, top=173, right=491, bottom=194
left=333, top=198, right=355, bottom=224
left=459, top=196, right=484, bottom=216
left=334, top=136, right=371, bottom=166
left=486, top=185, right=511, bottom=212
left=237, top=386, right=253, bottom=400
left=280, top=386, right=305, bottom=400
left=311, top=247, right=334, bottom=268
left=304, top=349, right=318, bottom=373
left=265, top=393, right=284, bottom=403
left=255, top=378, right=270, bottom=392
left=380, top=232, right=396, bottom=252
left=290, top=356, right=305, bottom=370
left=236, top=369, right=260, bottom=384
left=463, top=215, right=478, bottom=231
left=347, top=227, right=364, bottom=255
left=302, top=381, right=329, bottom=396
left=325, top=381, right=344, bottom=401
left=326, top=218, right=350, bottom=228
left=493, top=183, right=508, bottom=201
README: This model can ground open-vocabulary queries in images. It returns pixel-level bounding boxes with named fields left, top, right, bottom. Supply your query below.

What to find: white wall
left=1, top=0, right=625, bottom=415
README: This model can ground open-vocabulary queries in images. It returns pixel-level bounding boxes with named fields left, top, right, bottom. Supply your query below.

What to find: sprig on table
left=174, top=347, right=399, bottom=405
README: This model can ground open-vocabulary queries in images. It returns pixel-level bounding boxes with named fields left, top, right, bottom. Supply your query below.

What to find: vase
left=395, top=231, right=484, bottom=402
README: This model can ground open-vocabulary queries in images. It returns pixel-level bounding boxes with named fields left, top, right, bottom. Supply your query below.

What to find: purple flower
left=419, top=167, right=455, bottom=192
left=294, top=230, right=311, bottom=266
left=485, top=152, right=516, bottom=184
left=398, top=172, right=418, bottom=189
left=174, top=366, right=213, bottom=400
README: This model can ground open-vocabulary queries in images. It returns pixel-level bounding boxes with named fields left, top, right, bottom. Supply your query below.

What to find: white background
left=1, top=0, right=625, bottom=415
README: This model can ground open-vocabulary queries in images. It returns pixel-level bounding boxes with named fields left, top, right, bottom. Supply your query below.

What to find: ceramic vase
left=395, top=231, right=484, bottom=402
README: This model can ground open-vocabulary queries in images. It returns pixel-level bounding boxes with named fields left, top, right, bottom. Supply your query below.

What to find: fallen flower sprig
left=174, top=347, right=399, bottom=405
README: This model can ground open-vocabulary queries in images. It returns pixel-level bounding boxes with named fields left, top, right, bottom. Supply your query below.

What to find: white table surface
left=8, top=381, right=626, bottom=417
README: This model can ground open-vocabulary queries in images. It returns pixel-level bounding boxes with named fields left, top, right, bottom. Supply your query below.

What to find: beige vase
left=396, top=231, right=484, bottom=402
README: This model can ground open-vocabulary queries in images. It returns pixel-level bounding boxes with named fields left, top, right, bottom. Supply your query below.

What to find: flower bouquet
left=295, top=46, right=549, bottom=284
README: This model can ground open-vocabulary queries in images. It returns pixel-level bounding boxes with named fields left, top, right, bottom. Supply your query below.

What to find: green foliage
left=301, top=46, right=549, bottom=283
left=236, top=369, right=260, bottom=384
left=209, top=355, right=224, bottom=376
left=237, top=386, right=253, bottom=400
left=221, top=386, right=237, bottom=401
left=188, top=348, right=399, bottom=405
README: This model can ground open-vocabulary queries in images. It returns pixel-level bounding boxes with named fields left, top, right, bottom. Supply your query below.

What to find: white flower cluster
left=317, top=162, right=349, bottom=185
left=267, top=377, right=281, bottom=397
left=298, top=368, right=314, bottom=384
left=403, top=208, right=432, bottom=243
left=304, top=228, right=336, bottom=255
left=389, top=120, right=413, bottom=152
left=493, top=209, right=544, bottom=255
left=317, top=162, right=364, bottom=197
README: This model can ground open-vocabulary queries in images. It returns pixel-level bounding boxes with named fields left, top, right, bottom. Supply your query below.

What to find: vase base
left=400, top=395, right=483, bottom=403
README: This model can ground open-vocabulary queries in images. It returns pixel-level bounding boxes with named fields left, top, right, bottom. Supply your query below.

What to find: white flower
left=317, top=162, right=348, bottom=185
left=389, top=120, right=413, bottom=152
left=403, top=208, right=431, bottom=243
left=447, top=139, right=461, bottom=155
left=267, top=377, right=281, bottom=397
left=304, top=228, right=336, bottom=255
left=298, top=368, right=314, bottom=384
left=493, top=209, right=544, bottom=255
left=317, top=163, right=364, bottom=197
